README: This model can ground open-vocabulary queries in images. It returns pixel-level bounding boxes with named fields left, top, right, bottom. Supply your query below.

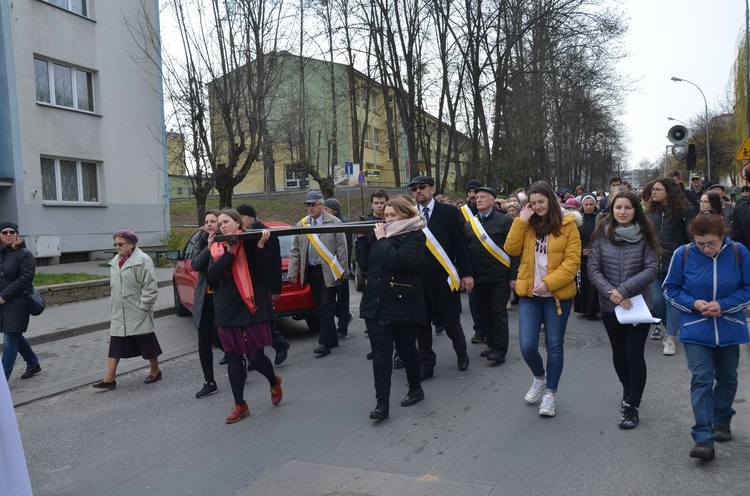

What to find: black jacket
left=732, top=201, right=750, bottom=251
left=464, top=210, right=518, bottom=283
left=0, top=240, right=35, bottom=334
left=190, top=231, right=212, bottom=329
left=251, top=220, right=282, bottom=295
left=646, top=207, right=696, bottom=277
left=207, top=239, right=275, bottom=327
left=358, top=230, right=426, bottom=325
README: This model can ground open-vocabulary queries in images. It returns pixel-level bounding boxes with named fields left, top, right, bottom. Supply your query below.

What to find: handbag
left=25, top=286, right=46, bottom=316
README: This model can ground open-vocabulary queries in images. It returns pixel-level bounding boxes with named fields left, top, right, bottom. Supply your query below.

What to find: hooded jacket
left=0, top=239, right=35, bottom=334
left=663, top=238, right=750, bottom=347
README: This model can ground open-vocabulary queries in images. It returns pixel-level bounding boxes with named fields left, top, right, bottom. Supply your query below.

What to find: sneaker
left=393, top=352, right=404, bottom=370
left=650, top=325, right=662, bottom=340
left=225, top=402, right=250, bottom=424
left=525, top=377, right=547, bottom=404
left=689, top=443, right=715, bottom=460
left=714, top=425, right=732, bottom=442
left=619, top=404, right=639, bottom=429
left=663, top=340, right=676, bottom=356
left=434, top=326, right=445, bottom=335
left=195, top=381, right=218, bottom=399
left=471, top=333, right=485, bottom=344
left=480, top=347, right=492, bottom=358
left=539, top=393, right=556, bottom=417
left=270, top=375, right=283, bottom=406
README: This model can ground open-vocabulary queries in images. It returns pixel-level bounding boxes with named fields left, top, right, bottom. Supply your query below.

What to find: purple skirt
left=217, top=321, right=272, bottom=354
left=108, top=334, right=162, bottom=359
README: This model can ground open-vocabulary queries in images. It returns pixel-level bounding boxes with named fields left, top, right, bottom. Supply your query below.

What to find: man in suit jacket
left=288, top=191, right=349, bottom=357
left=409, top=176, right=474, bottom=378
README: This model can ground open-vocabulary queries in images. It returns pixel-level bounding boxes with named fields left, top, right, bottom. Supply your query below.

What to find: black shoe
left=366, top=351, right=373, bottom=360
left=457, top=353, right=470, bottom=371
left=480, top=347, right=492, bottom=358
left=689, top=443, right=715, bottom=460
left=195, top=381, right=218, bottom=399
left=219, top=356, right=228, bottom=365
left=487, top=351, right=505, bottom=363
left=401, top=387, right=425, bottom=407
left=618, top=404, right=639, bottom=429
left=434, top=326, right=444, bottom=335
left=274, top=343, right=289, bottom=366
left=420, top=368, right=434, bottom=380
left=314, top=344, right=331, bottom=356
left=20, top=364, right=41, bottom=379
left=471, top=333, right=485, bottom=344
left=369, top=398, right=390, bottom=420
left=714, top=425, right=732, bottom=442
left=393, top=353, right=404, bottom=370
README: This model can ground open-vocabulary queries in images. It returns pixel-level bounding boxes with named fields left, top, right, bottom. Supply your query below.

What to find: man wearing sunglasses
left=409, top=176, right=473, bottom=378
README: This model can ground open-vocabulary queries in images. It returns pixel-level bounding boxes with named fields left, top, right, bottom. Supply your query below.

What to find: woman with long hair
left=207, top=209, right=282, bottom=424
left=588, top=192, right=659, bottom=429
left=504, top=181, right=581, bottom=417
left=574, top=195, right=600, bottom=320
left=664, top=213, right=750, bottom=460
left=645, top=177, right=696, bottom=354
left=700, top=192, right=731, bottom=232
left=357, top=196, right=427, bottom=420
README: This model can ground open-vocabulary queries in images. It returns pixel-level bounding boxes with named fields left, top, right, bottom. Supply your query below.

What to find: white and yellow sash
left=468, top=215, right=511, bottom=268
left=422, top=226, right=461, bottom=291
left=301, top=216, right=345, bottom=279
left=460, top=204, right=472, bottom=222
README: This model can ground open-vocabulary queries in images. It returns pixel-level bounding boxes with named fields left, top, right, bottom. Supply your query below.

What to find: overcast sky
left=619, top=0, right=746, bottom=170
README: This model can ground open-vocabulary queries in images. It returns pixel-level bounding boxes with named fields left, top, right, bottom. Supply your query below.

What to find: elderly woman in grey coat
left=588, top=191, right=659, bottom=430
left=93, top=229, right=161, bottom=389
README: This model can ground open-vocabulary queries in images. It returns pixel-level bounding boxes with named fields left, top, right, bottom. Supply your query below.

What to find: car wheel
left=173, top=283, right=190, bottom=317
left=304, top=316, right=320, bottom=333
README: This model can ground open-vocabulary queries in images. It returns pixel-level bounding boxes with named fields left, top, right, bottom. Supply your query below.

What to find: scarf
left=210, top=231, right=257, bottom=314
left=614, top=224, right=643, bottom=243
left=118, top=249, right=134, bottom=268
left=384, top=215, right=426, bottom=238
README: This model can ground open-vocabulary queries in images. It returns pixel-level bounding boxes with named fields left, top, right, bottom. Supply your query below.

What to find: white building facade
left=0, top=0, right=168, bottom=262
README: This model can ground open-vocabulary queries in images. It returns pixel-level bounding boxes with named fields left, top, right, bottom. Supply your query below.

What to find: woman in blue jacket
left=664, top=213, right=750, bottom=461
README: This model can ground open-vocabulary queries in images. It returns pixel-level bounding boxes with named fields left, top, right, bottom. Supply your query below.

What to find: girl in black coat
left=207, top=209, right=282, bottom=424
left=357, top=196, right=426, bottom=420
left=574, top=195, right=600, bottom=319
left=0, top=222, right=41, bottom=381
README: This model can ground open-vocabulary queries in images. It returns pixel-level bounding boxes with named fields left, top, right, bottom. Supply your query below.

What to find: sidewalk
left=6, top=261, right=191, bottom=407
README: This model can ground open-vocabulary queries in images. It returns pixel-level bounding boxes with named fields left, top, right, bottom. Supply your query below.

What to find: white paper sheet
left=615, top=294, right=661, bottom=325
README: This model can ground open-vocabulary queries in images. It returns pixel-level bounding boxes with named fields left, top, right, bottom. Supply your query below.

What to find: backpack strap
left=682, top=243, right=691, bottom=265
left=733, top=241, right=740, bottom=265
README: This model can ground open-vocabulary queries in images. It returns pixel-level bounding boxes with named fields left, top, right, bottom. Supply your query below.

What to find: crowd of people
left=2, top=169, right=749, bottom=464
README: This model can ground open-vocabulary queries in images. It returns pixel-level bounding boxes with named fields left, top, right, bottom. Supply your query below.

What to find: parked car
left=169, top=221, right=318, bottom=330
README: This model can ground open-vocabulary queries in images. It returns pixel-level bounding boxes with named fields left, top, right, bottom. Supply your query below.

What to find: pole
left=665, top=145, right=670, bottom=176
left=746, top=0, right=750, bottom=136
left=671, top=77, right=711, bottom=179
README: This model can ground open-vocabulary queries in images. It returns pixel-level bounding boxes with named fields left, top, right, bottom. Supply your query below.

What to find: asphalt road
left=15, top=297, right=750, bottom=496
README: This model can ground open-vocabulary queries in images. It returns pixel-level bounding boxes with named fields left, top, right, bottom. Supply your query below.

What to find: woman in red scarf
left=207, top=209, right=282, bottom=423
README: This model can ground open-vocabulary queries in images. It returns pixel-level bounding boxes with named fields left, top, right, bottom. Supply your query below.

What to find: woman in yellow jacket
left=504, top=181, right=581, bottom=417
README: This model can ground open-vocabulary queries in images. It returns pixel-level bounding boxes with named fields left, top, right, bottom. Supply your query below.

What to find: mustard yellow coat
left=503, top=214, right=581, bottom=301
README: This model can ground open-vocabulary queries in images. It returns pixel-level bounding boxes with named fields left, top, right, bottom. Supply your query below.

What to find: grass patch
left=34, top=273, right=109, bottom=286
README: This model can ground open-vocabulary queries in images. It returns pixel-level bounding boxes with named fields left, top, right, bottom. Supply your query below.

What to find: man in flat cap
left=288, top=191, right=349, bottom=357
left=409, top=175, right=473, bottom=377
left=463, top=186, right=518, bottom=364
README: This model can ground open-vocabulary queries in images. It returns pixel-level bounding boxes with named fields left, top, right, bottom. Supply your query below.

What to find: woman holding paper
left=588, top=191, right=659, bottom=429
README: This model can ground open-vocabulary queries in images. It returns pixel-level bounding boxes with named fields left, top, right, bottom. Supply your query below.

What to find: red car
left=169, top=221, right=317, bottom=326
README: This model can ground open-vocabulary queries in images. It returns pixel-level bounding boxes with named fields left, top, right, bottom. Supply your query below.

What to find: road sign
left=344, top=162, right=353, bottom=175
left=357, top=170, right=366, bottom=187
left=735, top=136, right=750, bottom=161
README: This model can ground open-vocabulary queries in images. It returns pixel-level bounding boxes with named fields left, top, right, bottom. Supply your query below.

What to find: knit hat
left=564, top=198, right=581, bottom=209
left=0, top=221, right=19, bottom=233
left=324, top=198, right=341, bottom=213
left=236, top=204, right=257, bottom=218
left=113, top=229, right=138, bottom=245
left=465, top=179, right=482, bottom=192
left=505, top=201, right=521, bottom=211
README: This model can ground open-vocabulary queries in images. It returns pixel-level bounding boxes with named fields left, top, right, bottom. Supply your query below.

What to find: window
left=43, top=0, right=88, bottom=17
left=41, top=157, right=100, bottom=204
left=285, top=164, right=303, bottom=189
left=34, top=58, right=94, bottom=112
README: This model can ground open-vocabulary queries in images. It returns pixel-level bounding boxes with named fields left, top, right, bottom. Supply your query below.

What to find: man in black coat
left=237, top=204, right=290, bottom=365
left=463, top=187, right=519, bottom=363
left=323, top=198, right=354, bottom=339
left=409, top=176, right=474, bottom=378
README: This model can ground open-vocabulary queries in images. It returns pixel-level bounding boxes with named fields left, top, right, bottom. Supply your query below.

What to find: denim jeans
left=683, top=343, right=740, bottom=445
left=2, top=333, right=40, bottom=380
left=469, top=289, right=484, bottom=335
left=650, top=276, right=680, bottom=338
left=518, top=296, right=572, bottom=393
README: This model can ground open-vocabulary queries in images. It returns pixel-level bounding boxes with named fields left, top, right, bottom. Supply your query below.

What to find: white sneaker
left=663, top=340, right=676, bottom=356
left=650, top=325, right=662, bottom=340
left=539, top=393, right=556, bottom=417
left=525, top=377, right=547, bottom=403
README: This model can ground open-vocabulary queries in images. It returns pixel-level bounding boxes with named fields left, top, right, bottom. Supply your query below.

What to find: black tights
left=601, top=315, right=650, bottom=407
left=226, top=349, right=277, bottom=406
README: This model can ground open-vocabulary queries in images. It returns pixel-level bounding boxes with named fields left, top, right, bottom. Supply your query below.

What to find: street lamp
left=671, top=76, right=711, bottom=179
left=667, top=116, right=686, bottom=126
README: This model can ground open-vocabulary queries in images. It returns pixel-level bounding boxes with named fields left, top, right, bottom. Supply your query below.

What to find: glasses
left=410, top=184, right=429, bottom=192
left=695, top=240, right=720, bottom=249
left=0, top=230, right=16, bottom=235
left=113, top=242, right=130, bottom=247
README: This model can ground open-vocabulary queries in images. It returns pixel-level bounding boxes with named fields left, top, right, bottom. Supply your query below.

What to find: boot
left=401, top=386, right=425, bottom=407
left=369, top=397, right=389, bottom=420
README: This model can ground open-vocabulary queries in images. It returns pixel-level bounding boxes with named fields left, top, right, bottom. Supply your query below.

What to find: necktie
left=423, top=207, right=430, bottom=222
left=308, top=217, right=321, bottom=265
